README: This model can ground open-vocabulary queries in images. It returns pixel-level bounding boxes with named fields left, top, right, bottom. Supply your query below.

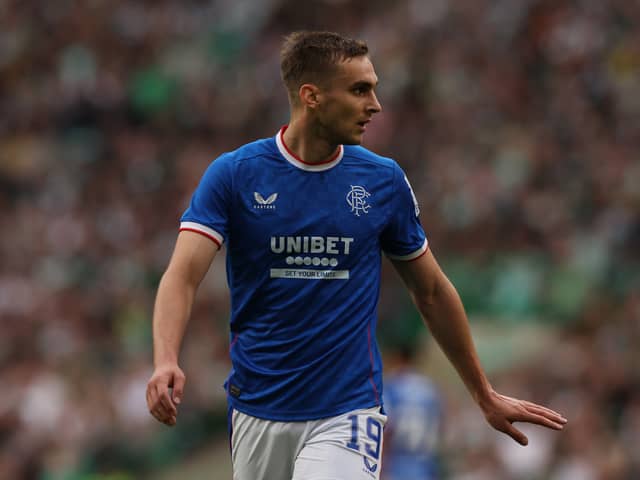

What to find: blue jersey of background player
left=382, top=339, right=443, bottom=480
left=146, top=30, right=567, bottom=480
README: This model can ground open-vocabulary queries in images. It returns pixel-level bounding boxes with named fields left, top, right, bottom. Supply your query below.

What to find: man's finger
left=523, top=403, right=567, bottom=423
left=151, top=406, right=167, bottom=423
left=514, top=411, right=565, bottom=430
left=172, top=373, right=186, bottom=405
left=159, top=390, right=177, bottom=416
left=154, top=384, right=175, bottom=419
left=157, top=410, right=176, bottom=426
left=150, top=382, right=171, bottom=414
left=503, top=423, right=528, bottom=446
left=147, top=385, right=165, bottom=420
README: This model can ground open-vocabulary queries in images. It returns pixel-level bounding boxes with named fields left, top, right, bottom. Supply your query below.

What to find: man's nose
left=368, top=92, right=382, bottom=114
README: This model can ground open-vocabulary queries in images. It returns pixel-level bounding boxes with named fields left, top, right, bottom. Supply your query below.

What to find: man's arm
left=146, top=230, right=219, bottom=426
left=391, top=248, right=567, bottom=445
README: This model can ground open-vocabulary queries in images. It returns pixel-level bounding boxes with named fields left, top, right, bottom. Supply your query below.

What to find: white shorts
left=230, top=406, right=387, bottom=480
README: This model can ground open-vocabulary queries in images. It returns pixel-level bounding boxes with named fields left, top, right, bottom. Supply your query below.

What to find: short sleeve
left=180, top=154, right=233, bottom=247
left=380, top=163, right=428, bottom=260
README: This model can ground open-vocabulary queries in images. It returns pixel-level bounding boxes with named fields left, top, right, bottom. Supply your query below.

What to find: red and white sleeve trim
left=179, top=221, right=223, bottom=247
left=384, top=238, right=429, bottom=261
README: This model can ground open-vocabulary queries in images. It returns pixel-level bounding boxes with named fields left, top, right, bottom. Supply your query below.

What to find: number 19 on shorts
left=346, top=414, right=383, bottom=460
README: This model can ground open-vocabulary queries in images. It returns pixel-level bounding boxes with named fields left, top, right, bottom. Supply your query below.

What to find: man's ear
left=299, top=83, right=321, bottom=108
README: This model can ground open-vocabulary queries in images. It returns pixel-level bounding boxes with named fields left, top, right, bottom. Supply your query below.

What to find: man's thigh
left=292, top=407, right=387, bottom=480
left=231, top=409, right=305, bottom=480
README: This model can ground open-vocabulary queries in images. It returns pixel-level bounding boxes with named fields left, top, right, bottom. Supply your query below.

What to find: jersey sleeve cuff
left=384, top=238, right=428, bottom=261
left=179, top=221, right=224, bottom=247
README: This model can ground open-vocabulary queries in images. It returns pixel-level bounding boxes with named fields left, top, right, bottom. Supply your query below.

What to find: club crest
left=346, top=185, right=371, bottom=216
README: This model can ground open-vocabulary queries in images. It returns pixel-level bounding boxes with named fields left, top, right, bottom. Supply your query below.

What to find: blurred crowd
left=0, top=0, right=638, bottom=478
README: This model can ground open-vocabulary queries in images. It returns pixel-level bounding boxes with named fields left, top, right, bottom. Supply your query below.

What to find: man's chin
left=324, top=128, right=364, bottom=146
left=342, top=133, right=364, bottom=145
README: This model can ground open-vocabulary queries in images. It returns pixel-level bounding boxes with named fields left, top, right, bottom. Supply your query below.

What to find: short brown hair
left=280, top=31, right=369, bottom=98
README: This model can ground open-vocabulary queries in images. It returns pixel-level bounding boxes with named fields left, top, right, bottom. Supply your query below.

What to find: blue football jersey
left=180, top=127, right=428, bottom=421
left=383, top=370, right=442, bottom=480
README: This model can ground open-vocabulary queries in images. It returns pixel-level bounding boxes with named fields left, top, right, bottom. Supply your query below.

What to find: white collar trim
left=275, top=127, right=343, bottom=172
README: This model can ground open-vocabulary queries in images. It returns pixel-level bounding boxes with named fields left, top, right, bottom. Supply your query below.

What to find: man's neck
left=282, top=119, right=341, bottom=165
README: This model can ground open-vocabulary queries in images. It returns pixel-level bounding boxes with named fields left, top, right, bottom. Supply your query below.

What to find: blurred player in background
left=146, top=30, right=566, bottom=480
left=382, top=335, right=443, bottom=480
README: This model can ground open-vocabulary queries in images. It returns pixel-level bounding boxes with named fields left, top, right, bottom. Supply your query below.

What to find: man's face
left=313, top=56, right=382, bottom=145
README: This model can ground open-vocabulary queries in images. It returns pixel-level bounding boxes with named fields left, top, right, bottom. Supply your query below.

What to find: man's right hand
left=146, top=364, right=186, bottom=426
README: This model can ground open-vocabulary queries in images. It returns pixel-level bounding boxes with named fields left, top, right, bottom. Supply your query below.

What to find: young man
left=146, top=31, right=566, bottom=480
